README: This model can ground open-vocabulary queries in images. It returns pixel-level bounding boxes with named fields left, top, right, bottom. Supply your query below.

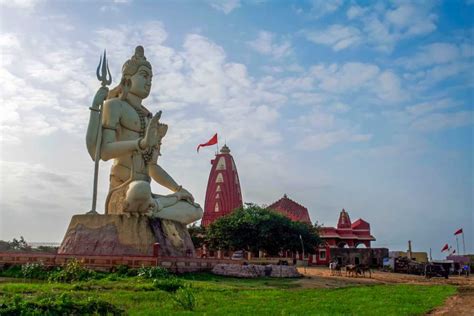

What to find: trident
left=89, top=50, right=112, bottom=214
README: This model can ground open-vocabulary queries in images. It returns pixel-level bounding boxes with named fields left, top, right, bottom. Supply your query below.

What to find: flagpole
left=462, top=232, right=465, bottom=255
left=456, top=236, right=460, bottom=255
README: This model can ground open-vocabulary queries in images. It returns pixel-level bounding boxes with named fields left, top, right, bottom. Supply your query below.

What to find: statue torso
left=104, top=98, right=153, bottom=185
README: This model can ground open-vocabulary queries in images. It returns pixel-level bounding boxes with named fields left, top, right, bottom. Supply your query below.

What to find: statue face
left=129, top=65, right=153, bottom=99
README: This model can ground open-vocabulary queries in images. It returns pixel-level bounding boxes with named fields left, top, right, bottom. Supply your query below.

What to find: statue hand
left=156, top=123, right=168, bottom=139
left=174, top=187, right=195, bottom=204
left=140, top=111, right=162, bottom=149
left=91, top=86, right=109, bottom=109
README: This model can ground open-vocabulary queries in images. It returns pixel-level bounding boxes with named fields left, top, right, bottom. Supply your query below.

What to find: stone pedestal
left=58, top=214, right=195, bottom=257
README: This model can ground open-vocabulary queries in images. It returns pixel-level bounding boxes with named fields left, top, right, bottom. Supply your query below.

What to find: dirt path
left=297, top=267, right=474, bottom=315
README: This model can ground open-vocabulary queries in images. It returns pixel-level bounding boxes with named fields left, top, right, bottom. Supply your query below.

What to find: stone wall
left=329, top=248, right=388, bottom=267
left=212, top=263, right=301, bottom=278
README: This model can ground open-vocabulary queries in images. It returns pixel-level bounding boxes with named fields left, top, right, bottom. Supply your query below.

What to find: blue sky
left=0, top=0, right=472, bottom=259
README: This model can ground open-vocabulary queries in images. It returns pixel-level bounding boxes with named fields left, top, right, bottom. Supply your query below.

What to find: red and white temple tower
left=201, top=144, right=243, bottom=227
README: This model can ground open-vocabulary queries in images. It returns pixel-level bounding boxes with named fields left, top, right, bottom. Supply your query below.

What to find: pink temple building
left=267, top=194, right=312, bottom=224
left=201, top=145, right=243, bottom=227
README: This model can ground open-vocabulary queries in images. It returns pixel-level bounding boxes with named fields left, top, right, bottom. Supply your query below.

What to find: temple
left=319, top=209, right=376, bottom=248
left=201, top=145, right=243, bottom=227
left=267, top=194, right=312, bottom=224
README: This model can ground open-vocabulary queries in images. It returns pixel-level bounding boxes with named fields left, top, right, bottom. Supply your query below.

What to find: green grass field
left=0, top=273, right=456, bottom=315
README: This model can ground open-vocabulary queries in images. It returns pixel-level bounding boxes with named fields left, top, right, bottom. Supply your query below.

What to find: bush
left=111, top=264, right=137, bottom=277
left=21, top=262, right=48, bottom=280
left=172, top=285, right=197, bottom=311
left=48, top=259, right=96, bottom=283
left=0, top=265, right=22, bottom=278
left=137, top=266, right=170, bottom=279
left=0, top=293, right=124, bottom=315
left=153, top=277, right=185, bottom=293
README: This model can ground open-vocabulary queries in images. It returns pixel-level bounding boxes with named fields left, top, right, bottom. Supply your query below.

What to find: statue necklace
left=132, top=103, right=154, bottom=163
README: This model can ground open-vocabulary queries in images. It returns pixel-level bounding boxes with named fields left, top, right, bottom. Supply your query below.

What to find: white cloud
left=411, top=111, right=473, bottom=132
left=207, top=0, right=241, bottom=14
left=0, top=0, right=39, bottom=9
left=248, top=31, right=292, bottom=59
left=385, top=4, right=437, bottom=37
left=375, top=71, right=406, bottom=102
left=338, top=2, right=439, bottom=53
left=406, top=98, right=459, bottom=117
left=303, top=25, right=362, bottom=51
left=347, top=5, right=367, bottom=20
left=311, top=62, right=380, bottom=92
left=397, top=43, right=461, bottom=69
left=296, top=130, right=371, bottom=151
left=307, top=0, right=343, bottom=19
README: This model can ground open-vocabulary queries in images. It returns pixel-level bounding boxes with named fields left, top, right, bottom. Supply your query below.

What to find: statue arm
left=100, top=100, right=139, bottom=161
left=86, top=87, right=109, bottom=160
left=148, top=164, right=181, bottom=192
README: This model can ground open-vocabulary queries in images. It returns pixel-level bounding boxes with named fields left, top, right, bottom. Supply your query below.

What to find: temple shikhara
left=201, top=145, right=243, bottom=227
left=267, top=194, right=312, bottom=224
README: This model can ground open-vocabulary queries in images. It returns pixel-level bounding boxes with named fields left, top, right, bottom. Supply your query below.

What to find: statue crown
left=122, top=45, right=152, bottom=76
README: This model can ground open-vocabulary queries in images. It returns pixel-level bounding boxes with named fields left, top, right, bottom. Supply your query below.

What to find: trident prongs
left=96, top=49, right=112, bottom=86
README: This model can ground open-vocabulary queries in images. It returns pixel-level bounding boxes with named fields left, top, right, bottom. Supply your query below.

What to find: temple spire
left=202, top=144, right=243, bottom=227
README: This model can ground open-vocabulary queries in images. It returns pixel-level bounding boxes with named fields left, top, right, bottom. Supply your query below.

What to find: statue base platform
left=58, top=214, right=195, bottom=257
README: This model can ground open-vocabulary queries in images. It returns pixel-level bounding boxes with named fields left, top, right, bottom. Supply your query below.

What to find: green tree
left=205, top=204, right=320, bottom=256
left=187, top=223, right=206, bottom=248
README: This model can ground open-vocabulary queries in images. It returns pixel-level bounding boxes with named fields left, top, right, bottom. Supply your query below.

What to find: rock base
left=58, top=214, right=195, bottom=257
left=211, top=264, right=301, bottom=278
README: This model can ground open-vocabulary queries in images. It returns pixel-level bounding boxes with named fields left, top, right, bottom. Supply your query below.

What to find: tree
left=205, top=204, right=320, bottom=256
left=187, top=223, right=206, bottom=249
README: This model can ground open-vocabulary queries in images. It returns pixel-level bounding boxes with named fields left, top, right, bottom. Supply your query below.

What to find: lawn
left=0, top=272, right=456, bottom=315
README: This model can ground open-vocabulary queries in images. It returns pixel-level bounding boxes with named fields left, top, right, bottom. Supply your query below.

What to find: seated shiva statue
left=86, top=46, right=203, bottom=225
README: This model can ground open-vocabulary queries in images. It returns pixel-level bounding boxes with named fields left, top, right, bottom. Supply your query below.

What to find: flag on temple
left=197, top=133, right=218, bottom=152
left=441, top=244, right=449, bottom=252
left=454, top=228, right=463, bottom=235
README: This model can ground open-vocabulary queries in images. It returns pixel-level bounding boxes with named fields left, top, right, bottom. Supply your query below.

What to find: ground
left=298, top=266, right=474, bottom=315
left=0, top=266, right=471, bottom=315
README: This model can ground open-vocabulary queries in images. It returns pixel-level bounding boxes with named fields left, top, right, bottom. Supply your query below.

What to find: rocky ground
left=297, top=266, right=474, bottom=315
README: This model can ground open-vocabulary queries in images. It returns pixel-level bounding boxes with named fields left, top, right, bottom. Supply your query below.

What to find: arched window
left=215, top=173, right=224, bottom=183
left=214, top=202, right=220, bottom=212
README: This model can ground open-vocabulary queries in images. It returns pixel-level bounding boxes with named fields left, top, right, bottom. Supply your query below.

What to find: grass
left=0, top=272, right=456, bottom=315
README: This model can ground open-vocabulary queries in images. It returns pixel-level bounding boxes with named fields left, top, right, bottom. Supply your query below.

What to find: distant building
left=267, top=194, right=312, bottom=224
left=201, top=145, right=243, bottom=227
left=389, top=251, right=428, bottom=263
left=319, top=209, right=376, bottom=249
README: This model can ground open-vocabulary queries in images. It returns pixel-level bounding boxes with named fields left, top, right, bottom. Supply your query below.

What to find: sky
left=0, top=0, right=472, bottom=260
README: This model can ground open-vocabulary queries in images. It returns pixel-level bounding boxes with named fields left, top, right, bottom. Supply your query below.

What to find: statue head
left=108, top=46, right=153, bottom=100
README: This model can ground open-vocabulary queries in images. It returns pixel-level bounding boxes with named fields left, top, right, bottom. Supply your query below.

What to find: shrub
left=0, top=264, right=22, bottom=278
left=137, top=266, right=170, bottom=279
left=111, top=264, right=137, bottom=277
left=21, top=262, right=48, bottom=280
left=0, top=293, right=124, bottom=315
left=48, top=259, right=96, bottom=283
left=153, top=277, right=185, bottom=293
left=172, top=285, right=197, bottom=311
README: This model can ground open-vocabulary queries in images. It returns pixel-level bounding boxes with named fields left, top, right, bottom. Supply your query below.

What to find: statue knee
left=124, top=181, right=155, bottom=214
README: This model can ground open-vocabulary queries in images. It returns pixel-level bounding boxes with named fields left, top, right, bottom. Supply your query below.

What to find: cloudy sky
left=0, top=0, right=472, bottom=259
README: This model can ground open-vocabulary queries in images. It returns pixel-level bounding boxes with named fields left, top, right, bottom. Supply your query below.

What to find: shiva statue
left=85, top=46, right=203, bottom=225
